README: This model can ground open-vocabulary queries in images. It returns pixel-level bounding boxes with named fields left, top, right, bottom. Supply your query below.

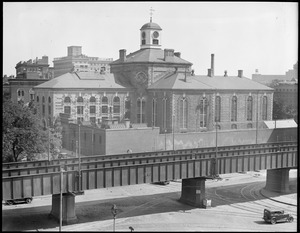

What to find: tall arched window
left=101, top=96, right=108, bottom=114
left=179, top=97, right=188, bottom=129
left=90, top=96, right=96, bottom=114
left=64, top=96, right=71, bottom=103
left=247, top=96, right=253, bottom=121
left=199, top=97, right=208, bottom=127
left=231, top=96, right=237, bottom=121
left=36, top=96, right=39, bottom=102
left=215, top=96, right=221, bottom=122
left=77, top=96, right=83, bottom=103
left=125, top=97, right=131, bottom=119
left=42, top=96, right=45, bottom=103
left=262, top=96, right=268, bottom=120
left=48, top=97, right=51, bottom=103
left=162, top=98, right=167, bottom=130
left=137, top=98, right=146, bottom=123
left=113, top=96, right=120, bottom=114
left=152, top=98, right=157, bottom=127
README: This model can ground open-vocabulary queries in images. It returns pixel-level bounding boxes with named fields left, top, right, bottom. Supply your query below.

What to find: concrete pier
left=179, top=178, right=207, bottom=208
left=49, top=192, right=78, bottom=225
left=265, top=168, right=290, bottom=193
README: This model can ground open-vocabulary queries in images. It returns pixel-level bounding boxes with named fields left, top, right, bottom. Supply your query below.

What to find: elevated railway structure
left=2, top=141, right=297, bottom=224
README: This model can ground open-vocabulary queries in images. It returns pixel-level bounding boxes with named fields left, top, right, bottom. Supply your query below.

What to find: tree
left=2, top=100, right=48, bottom=162
left=49, top=116, right=63, bottom=160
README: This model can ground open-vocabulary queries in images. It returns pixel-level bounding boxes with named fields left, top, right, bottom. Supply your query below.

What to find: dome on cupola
left=140, top=22, right=162, bottom=30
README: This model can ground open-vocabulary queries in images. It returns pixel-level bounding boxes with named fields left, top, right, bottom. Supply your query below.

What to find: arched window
left=152, top=98, right=157, bottom=127
left=179, top=97, right=188, bottom=129
left=48, top=105, right=51, bottom=115
left=262, top=96, right=268, bottom=120
left=137, top=98, right=146, bottom=123
left=162, top=98, right=167, bottom=130
left=21, top=90, right=24, bottom=96
left=17, top=90, right=21, bottom=96
left=102, top=96, right=108, bottom=114
left=77, top=96, right=83, bottom=103
left=42, top=96, right=45, bottom=103
left=199, top=97, right=208, bottom=127
left=64, top=96, right=71, bottom=103
left=247, top=96, right=253, bottom=121
left=113, top=96, right=120, bottom=114
left=215, top=96, right=221, bottom=122
left=90, top=96, right=96, bottom=103
left=125, top=97, right=131, bottom=119
left=231, top=124, right=237, bottom=129
left=231, top=96, right=237, bottom=121
left=36, top=96, right=39, bottom=102
left=48, top=97, right=51, bottom=103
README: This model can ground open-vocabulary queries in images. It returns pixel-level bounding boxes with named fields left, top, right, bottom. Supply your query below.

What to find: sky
left=3, top=2, right=298, bottom=79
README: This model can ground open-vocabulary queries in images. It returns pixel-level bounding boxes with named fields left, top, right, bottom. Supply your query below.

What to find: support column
left=265, top=168, right=290, bottom=193
left=49, top=193, right=78, bottom=225
left=179, top=178, right=206, bottom=208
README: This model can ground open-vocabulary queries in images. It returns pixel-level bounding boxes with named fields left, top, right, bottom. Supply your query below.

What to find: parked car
left=5, top=197, right=33, bottom=205
left=263, top=209, right=294, bottom=224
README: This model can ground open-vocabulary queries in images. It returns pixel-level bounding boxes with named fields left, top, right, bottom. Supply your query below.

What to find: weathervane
left=150, top=7, right=155, bottom=22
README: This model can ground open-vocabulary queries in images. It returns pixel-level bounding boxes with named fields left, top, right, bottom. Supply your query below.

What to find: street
left=2, top=170, right=297, bottom=232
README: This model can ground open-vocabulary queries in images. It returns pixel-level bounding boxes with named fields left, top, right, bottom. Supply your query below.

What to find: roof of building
left=140, top=22, right=162, bottom=30
left=148, top=72, right=274, bottom=91
left=34, top=72, right=128, bottom=89
left=263, top=119, right=297, bottom=129
left=252, top=74, right=287, bottom=83
left=112, top=48, right=192, bottom=65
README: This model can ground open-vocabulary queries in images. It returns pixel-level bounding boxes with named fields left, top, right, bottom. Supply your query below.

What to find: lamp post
left=59, top=166, right=65, bottom=232
left=78, top=123, right=81, bottom=192
left=111, top=204, right=118, bottom=232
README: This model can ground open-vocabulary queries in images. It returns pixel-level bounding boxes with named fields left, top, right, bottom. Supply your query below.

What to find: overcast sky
left=3, top=2, right=298, bottom=78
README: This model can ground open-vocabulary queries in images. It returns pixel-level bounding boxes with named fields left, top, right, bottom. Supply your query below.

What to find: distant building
left=9, top=56, right=53, bottom=103
left=53, top=46, right=113, bottom=78
left=273, top=80, right=298, bottom=109
left=252, top=62, right=298, bottom=86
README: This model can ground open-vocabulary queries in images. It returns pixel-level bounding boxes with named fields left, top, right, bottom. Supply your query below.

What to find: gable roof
left=34, top=72, right=129, bottom=89
left=111, top=48, right=192, bottom=65
left=148, top=73, right=274, bottom=91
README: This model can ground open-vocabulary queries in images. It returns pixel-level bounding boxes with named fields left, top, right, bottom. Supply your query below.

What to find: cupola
left=140, top=18, right=162, bottom=49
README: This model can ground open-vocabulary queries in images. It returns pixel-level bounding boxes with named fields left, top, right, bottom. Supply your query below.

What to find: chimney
left=207, top=68, right=212, bottom=77
left=174, top=52, right=181, bottom=58
left=224, top=70, right=228, bottom=77
left=238, top=70, right=243, bottom=78
left=164, top=49, right=174, bottom=62
left=119, top=49, right=126, bottom=62
left=211, top=54, right=214, bottom=77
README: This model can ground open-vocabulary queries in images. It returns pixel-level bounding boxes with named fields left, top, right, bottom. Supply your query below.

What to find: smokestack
left=164, top=49, right=174, bottom=62
left=238, top=70, right=243, bottom=78
left=119, top=49, right=126, bottom=62
left=207, top=68, right=212, bottom=77
left=211, top=54, right=214, bottom=76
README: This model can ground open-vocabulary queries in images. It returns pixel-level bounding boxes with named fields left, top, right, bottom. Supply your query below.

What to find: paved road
left=2, top=170, right=297, bottom=232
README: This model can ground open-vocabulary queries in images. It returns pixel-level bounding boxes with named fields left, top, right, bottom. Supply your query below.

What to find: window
left=48, top=105, right=51, bottom=115
left=42, top=96, right=45, bottom=103
left=42, top=105, right=45, bottom=115
left=179, top=97, right=188, bottom=129
left=199, top=97, right=208, bottom=127
left=102, top=96, right=108, bottom=114
left=162, top=98, right=167, bottom=130
left=215, top=96, right=221, bottom=122
left=77, top=106, right=84, bottom=114
left=21, top=90, right=24, bottom=96
left=231, top=96, right=237, bottom=121
left=48, top=97, right=51, bottom=103
left=262, top=96, right=268, bottom=120
left=90, top=117, right=96, bottom=124
left=125, top=97, right=131, bottom=119
left=90, top=96, right=96, bottom=103
left=113, top=96, right=120, bottom=114
left=36, top=96, right=39, bottom=102
left=153, top=39, right=158, bottom=45
left=247, top=96, right=253, bottom=121
left=152, top=98, right=157, bottom=127
left=247, top=123, right=252, bottom=128
left=137, top=98, right=146, bottom=123
left=64, top=96, right=71, bottom=103
left=77, top=96, right=83, bottom=103
left=64, top=106, right=71, bottom=114
left=90, top=106, right=96, bottom=114
left=99, top=135, right=102, bottom=144
left=18, top=90, right=21, bottom=96
left=142, top=39, right=146, bottom=45
left=77, top=117, right=83, bottom=123
left=231, top=124, right=237, bottom=129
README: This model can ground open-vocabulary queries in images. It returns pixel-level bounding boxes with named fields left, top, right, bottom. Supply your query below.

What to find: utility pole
left=172, top=114, right=175, bottom=151
left=255, top=92, right=259, bottom=146
left=78, top=124, right=81, bottom=191
left=59, top=166, right=64, bottom=232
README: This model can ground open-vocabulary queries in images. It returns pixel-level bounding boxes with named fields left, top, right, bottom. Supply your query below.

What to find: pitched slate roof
left=111, top=48, right=192, bottom=65
left=148, top=72, right=274, bottom=91
left=34, top=72, right=128, bottom=89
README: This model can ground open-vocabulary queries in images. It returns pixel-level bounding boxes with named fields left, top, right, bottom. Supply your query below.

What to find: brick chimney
left=211, top=54, right=215, bottom=77
left=119, top=49, right=126, bottom=62
left=207, top=68, right=212, bottom=77
left=164, top=49, right=174, bottom=62
left=224, top=70, right=228, bottom=77
left=174, top=52, right=181, bottom=58
left=238, top=70, right=243, bottom=78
